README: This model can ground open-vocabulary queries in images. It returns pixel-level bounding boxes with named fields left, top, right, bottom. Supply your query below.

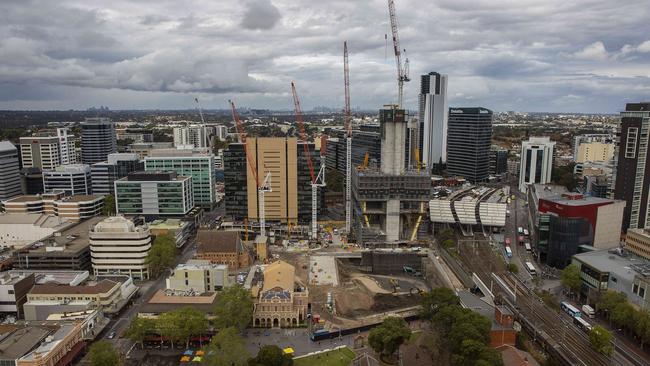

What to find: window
left=625, top=127, right=638, bottom=158
left=185, top=280, right=189, bottom=286
left=640, top=287, right=646, bottom=299
left=7, top=290, right=14, bottom=295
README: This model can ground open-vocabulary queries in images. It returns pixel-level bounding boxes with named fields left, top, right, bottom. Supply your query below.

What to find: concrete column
left=385, top=199, right=400, bottom=241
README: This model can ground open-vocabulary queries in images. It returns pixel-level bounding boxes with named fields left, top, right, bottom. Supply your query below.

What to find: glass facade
left=144, top=156, right=215, bottom=208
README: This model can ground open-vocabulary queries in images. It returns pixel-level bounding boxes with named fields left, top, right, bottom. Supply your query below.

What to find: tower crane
left=343, top=41, right=352, bottom=234
left=388, top=0, right=410, bottom=108
left=229, top=100, right=272, bottom=239
left=291, top=82, right=326, bottom=240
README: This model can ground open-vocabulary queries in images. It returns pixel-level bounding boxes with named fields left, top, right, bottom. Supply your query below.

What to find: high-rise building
left=144, top=149, right=215, bottom=208
left=173, top=125, right=210, bottom=148
left=57, top=128, right=76, bottom=165
left=612, top=102, right=650, bottom=231
left=325, top=128, right=381, bottom=175
left=418, top=72, right=448, bottom=169
left=81, top=118, right=117, bottom=164
left=446, top=107, right=493, bottom=183
left=0, top=141, right=22, bottom=201
left=215, top=125, right=228, bottom=141
left=519, top=137, right=555, bottom=192
left=114, top=171, right=194, bottom=216
left=19, top=167, right=44, bottom=195
left=223, top=137, right=319, bottom=224
left=42, top=164, right=92, bottom=196
left=90, top=153, right=143, bottom=195
left=489, top=146, right=508, bottom=176
left=19, top=136, right=61, bottom=170
left=573, top=134, right=615, bottom=163
left=89, top=216, right=152, bottom=280
left=625, top=228, right=650, bottom=261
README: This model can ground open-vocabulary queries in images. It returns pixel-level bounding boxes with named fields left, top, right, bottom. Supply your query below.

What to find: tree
left=212, top=136, right=229, bottom=155
left=89, top=340, right=120, bottom=366
left=611, top=302, right=635, bottom=332
left=451, top=339, right=503, bottom=366
left=507, top=263, right=519, bottom=274
left=368, top=316, right=411, bottom=359
left=420, top=287, right=460, bottom=320
left=147, top=234, right=177, bottom=277
left=213, top=285, right=254, bottom=331
left=157, top=310, right=182, bottom=348
left=101, top=194, right=115, bottom=216
left=203, top=327, right=250, bottom=366
left=325, top=169, right=344, bottom=192
left=633, top=310, right=650, bottom=349
left=589, top=325, right=613, bottom=355
left=560, top=264, right=581, bottom=297
left=124, top=317, right=155, bottom=349
left=596, top=291, right=627, bottom=321
left=248, top=345, right=293, bottom=366
left=176, top=307, right=208, bottom=348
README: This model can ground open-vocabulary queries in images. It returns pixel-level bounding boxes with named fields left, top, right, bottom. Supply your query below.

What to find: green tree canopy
left=147, top=234, right=177, bottom=278
left=420, top=287, right=460, bottom=320
left=124, top=317, right=155, bottom=348
left=611, top=302, right=636, bottom=331
left=157, top=310, right=182, bottom=348
left=560, top=264, right=581, bottom=296
left=589, top=325, right=613, bottom=355
left=506, top=263, right=519, bottom=274
left=368, top=316, right=412, bottom=358
left=203, top=327, right=250, bottom=366
left=101, top=194, right=115, bottom=216
left=213, top=285, right=254, bottom=331
left=596, top=291, right=627, bottom=318
left=248, top=345, right=293, bottom=366
left=89, top=340, right=120, bottom=366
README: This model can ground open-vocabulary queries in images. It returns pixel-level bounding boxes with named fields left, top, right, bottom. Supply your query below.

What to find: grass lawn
left=408, top=330, right=423, bottom=343
left=294, top=347, right=356, bottom=366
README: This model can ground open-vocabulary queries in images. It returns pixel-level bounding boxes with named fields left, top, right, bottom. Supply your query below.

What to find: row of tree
left=421, top=288, right=503, bottom=366
left=596, top=290, right=650, bottom=349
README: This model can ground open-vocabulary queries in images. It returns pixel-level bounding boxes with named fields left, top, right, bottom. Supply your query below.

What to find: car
left=107, top=331, right=116, bottom=339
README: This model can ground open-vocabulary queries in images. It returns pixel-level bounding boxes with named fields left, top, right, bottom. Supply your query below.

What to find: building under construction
left=352, top=105, right=431, bottom=244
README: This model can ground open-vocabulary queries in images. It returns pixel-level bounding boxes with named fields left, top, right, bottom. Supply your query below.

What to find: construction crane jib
left=291, top=82, right=326, bottom=240
left=388, top=0, right=410, bottom=108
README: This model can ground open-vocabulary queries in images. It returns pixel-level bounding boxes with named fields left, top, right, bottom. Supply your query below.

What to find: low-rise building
left=195, top=230, right=252, bottom=270
left=3, top=192, right=103, bottom=222
left=0, top=272, right=35, bottom=318
left=458, top=290, right=517, bottom=348
left=166, top=260, right=229, bottom=293
left=0, top=213, right=74, bottom=249
left=14, top=217, right=105, bottom=271
left=572, top=249, right=650, bottom=310
left=625, top=228, right=650, bottom=261
left=0, top=326, right=52, bottom=366
left=148, top=218, right=194, bottom=248
left=89, top=216, right=152, bottom=280
left=253, top=260, right=308, bottom=328
left=114, top=171, right=194, bottom=216
left=138, top=289, right=218, bottom=318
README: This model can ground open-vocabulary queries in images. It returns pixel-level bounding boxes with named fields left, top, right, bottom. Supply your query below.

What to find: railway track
left=446, top=240, right=637, bottom=366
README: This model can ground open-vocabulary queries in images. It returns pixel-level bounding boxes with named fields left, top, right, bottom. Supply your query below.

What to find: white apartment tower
left=90, top=216, right=152, bottom=280
left=519, top=137, right=555, bottom=192
left=173, top=125, right=210, bottom=148
left=418, top=72, right=448, bottom=169
left=57, top=128, right=76, bottom=165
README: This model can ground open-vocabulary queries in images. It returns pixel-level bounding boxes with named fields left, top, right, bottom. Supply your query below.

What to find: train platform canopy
left=429, top=199, right=506, bottom=227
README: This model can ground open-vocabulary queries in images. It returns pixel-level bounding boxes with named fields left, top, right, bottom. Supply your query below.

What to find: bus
left=523, top=229, right=530, bottom=236
left=505, top=246, right=513, bottom=258
left=524, top=262, right=537, bottom=275
left=505, top=238, right=511, bottom=247
left=573, top=316, right=593, bottom=332
left=517, top=227, right=523, bottom=235
left=561, top=301, right=582, bottom=318
left=524, top=242, right=532, bottom=252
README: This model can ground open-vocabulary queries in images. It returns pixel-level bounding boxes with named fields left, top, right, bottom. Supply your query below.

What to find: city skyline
left=0, top=0, right=649, bottom=113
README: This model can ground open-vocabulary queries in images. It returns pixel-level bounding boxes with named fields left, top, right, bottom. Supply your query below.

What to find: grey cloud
left=240, top=0, right=281, bottom=30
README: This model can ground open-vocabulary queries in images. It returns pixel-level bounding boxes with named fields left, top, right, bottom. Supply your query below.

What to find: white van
left=581, top=304, right=596, bottom=318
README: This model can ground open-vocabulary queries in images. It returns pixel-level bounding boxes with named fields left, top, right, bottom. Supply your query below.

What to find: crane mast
left=291, top=82, right=326, bottom=240
left=343, top=41, right=352, bottom=234
left=230, top=100, right=271, bottom=238
left=388, top=0, right=410, bottom=108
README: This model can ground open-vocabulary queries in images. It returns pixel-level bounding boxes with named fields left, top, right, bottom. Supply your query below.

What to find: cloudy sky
left=1, top=0, right=649, bottom=113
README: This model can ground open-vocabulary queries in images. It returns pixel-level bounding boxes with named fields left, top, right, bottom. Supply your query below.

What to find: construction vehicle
left=358, top=152, right=369, bottom=170
left=230, top=100, right=272, bottom=239
left=388, top=0, right=410, bottom=108
left=291, top=82, right=326, bottom=240
left=389, top=278, right=401, bottom=293
left=343, top=41, right=352, bottom=235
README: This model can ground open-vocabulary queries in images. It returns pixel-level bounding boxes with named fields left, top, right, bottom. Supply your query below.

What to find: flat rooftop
left=8, top=270, right=89, bottom=285
left=149, top=219, right=189, bottom=230
left=574, top=249, right=650, bottom=281
left=0, top=326, right=51, bottom=360
left=26, top=216, right=105, bottom=255
left=542, top=193, right=613, bottom=206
